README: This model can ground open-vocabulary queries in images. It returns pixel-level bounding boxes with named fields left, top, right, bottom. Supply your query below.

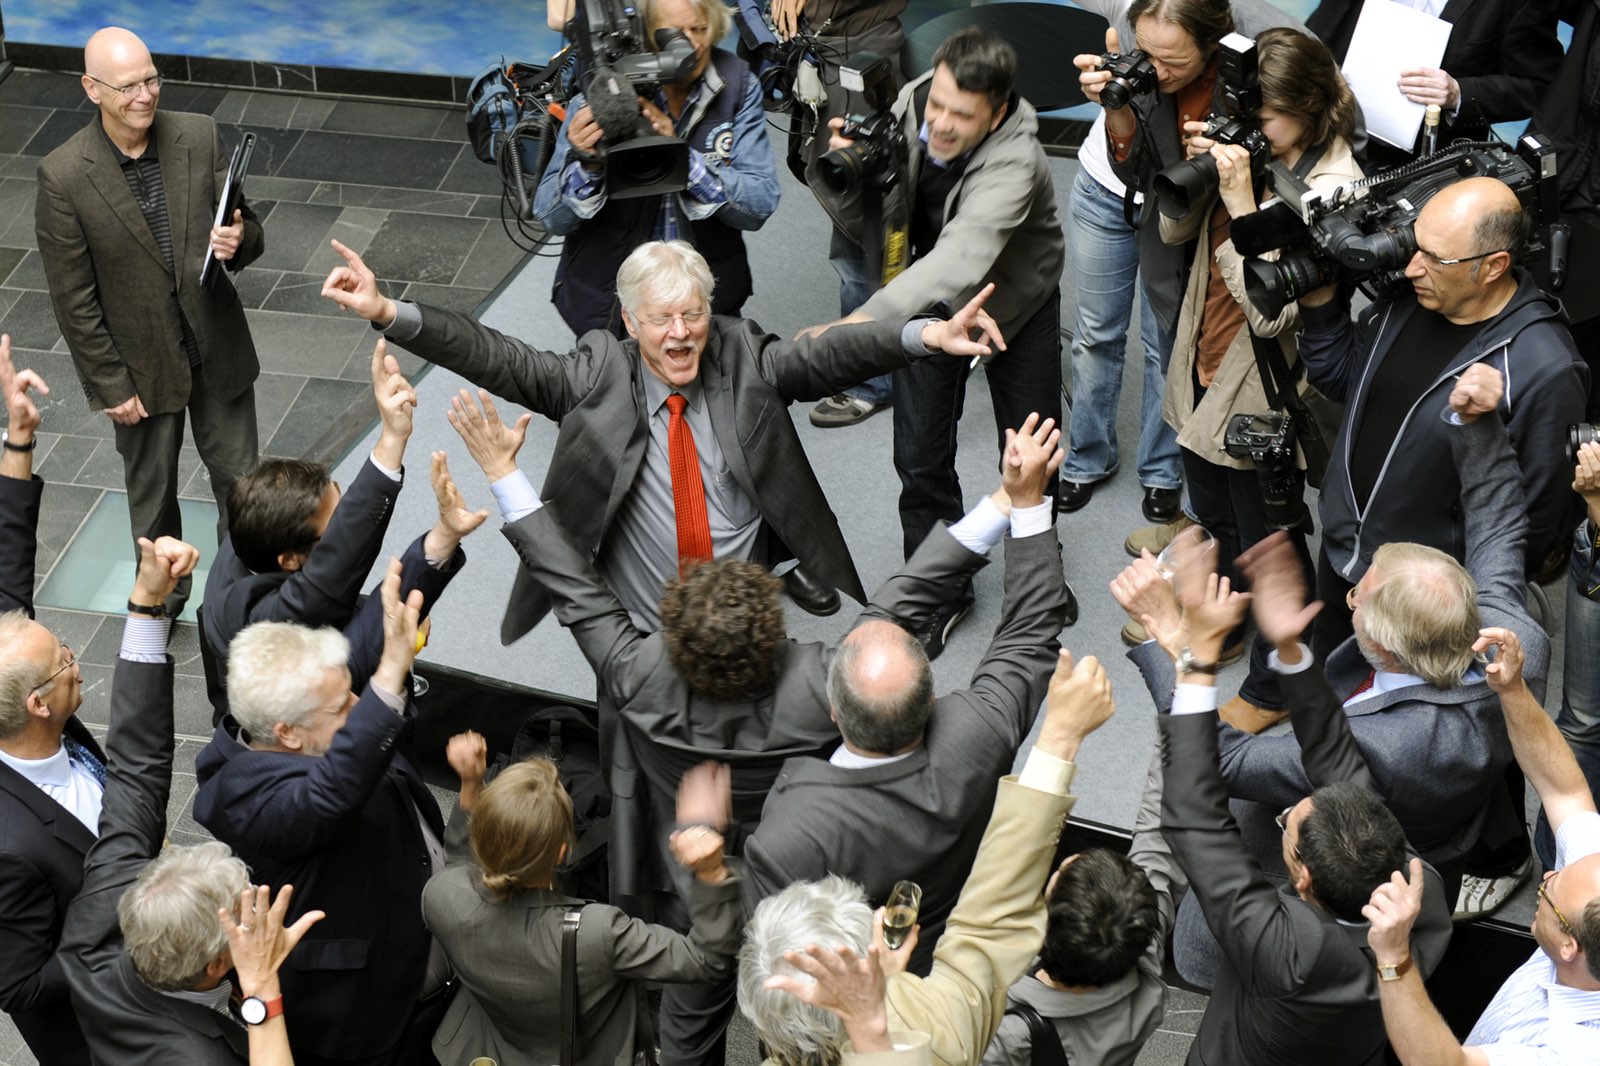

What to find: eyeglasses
left=86, top=73, right=163, bottom=98
left=639, top=310, right=709, bottom=329
left=34, top=643, right=76, bottom=693
left=1276, top=805, right=1301, bottom=860
left=1538, top=877, right=1575, bottom=937
left=1415, top=245, right=1510, bottom=268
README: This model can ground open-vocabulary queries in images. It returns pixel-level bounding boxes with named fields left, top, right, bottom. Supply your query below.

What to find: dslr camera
left=1096, top=49, right=1159, bottom=110
left=576, top=0, right=698, bottom=199
left=816, top=55, right=908, bottom=193
left=1223, top=412, right=1311, bottom=532
left=1233, top=134, right=1562, bottom=319
left=1153, top=33, right=1269, bottom=219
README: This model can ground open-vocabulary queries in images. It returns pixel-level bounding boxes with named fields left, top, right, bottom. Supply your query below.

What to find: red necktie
left=666, top=393, right=713, bottom=572
left=1348, top=669, right=1377, bottom=700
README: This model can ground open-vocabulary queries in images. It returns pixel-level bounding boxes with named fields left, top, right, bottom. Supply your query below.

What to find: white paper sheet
left=1341, top=0, right=1454, bottom=150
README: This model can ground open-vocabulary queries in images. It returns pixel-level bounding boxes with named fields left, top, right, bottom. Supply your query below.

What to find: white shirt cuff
left=1268, top=643, right=1316, bottom=674
left=1017, top=747, right=1077, bottom=796
left=368, top=455, right=402, bottom=482
left=119, top=616, right=171, bottom=662
left=491, top=469, right=542, bottom=522
left=1009, top=498, right=1053, bottom=538
left=1171, top=683, right=1219, bottom=716
left=947, top=495, right=1008, bottom=554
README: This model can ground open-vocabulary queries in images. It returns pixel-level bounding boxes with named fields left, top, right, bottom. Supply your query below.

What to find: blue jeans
left=1062, top=167, right=1180, bottom=490
left=1536, top=539, right=1600, bottom=866
left=833, top=227, right=893, bottom=406
left=893, top=288, right=1062, bottom=558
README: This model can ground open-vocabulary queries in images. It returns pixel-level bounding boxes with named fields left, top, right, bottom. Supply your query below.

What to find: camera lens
left=1153, top=154, right=1219, bottom=219
left=1571, top=424, right=1600, bottom=464
left=1101, top=79, right=1130, bottom=110
left=817, top=144, right=868, bottom=193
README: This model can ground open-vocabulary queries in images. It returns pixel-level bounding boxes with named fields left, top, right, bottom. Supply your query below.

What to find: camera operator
left=534, top=0, right=781, bottom=338
left=811, top=27, right=1067, bottom=655
left=1073, top=0, right=1312, bottom=554
left=1306, top=0, right=1562, bottom=168
left=773, top=0, right=911, bottom=429
left=1154, top=28, right=1361, bottom=733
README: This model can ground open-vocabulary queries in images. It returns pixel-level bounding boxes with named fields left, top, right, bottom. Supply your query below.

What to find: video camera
left=731, top=0, right=816, bottom=111
left=1233, top=135, right=1563, bottom=319
left=576, top=0, right=697, bottom=199
left=815, top=55, right=907, bottom=193
left=1095, top=49, right=1158, bottom=110
left=1153, top=33, right=1269, bottom=219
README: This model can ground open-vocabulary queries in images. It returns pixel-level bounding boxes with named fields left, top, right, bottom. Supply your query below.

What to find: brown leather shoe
left=1219, top=695, right=1289, bottom=734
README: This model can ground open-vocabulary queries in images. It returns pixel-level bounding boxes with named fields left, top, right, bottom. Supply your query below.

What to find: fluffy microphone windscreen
left=588, top=65, right=644, bottom=144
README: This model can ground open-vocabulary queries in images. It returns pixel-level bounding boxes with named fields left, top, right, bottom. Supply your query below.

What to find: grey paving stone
left=401, top=281, right=493, bottom=315
left=438, top=146, right=506, bottom=196
left=3, top=249, right=47, bottom=290
left=231, top=265, right=282, bottom=308
left=309, top=183, right=478, bottom=216
left=0, top=177, right=38, bottom=250
left=3, top=289, right=63, bottom=351
left=264, top=376, right=367, bottom=456
left=253, top=200, right=345, bottom=273
left=0, top=105, right=52, bottom=156
left=15, top=349, right=117, bottom=440
left=1133, top=1026, right=1197, bottom=1065
left=75, top=437, right=202, bottom=497
left=32, top=431, right=99, bottom=486
left=247, top=370, right=312, bottom=455
left=158, top=83, right=229, bottom=115
left=20, top=109, right=90, bottom=158
left=307, top=205, right=390, bottom=270
left=453, top=226, right=530, bottom=290
left=277, top=130, right=461, bottom=190
left=217, top=122, right=307, bottom=178
left=214, top=89, right=305, bottom=129
left=322, top=99, right=461, bottom=141
left=32, top=608, right=108, bottom=663
left=244, top=308, right=373, bottom=378
left=249, top=174, right=323, bottom=203
left=361, top=211, right=487, bottom=285
left=0, top=289, right=20, bottom=319
left=260, top=271, right=352, bottom=317
left=0, top=247, right=28, bottom=286
left=339, top=331, right=425, bottom=382
left=0, top=70, right=95, bottom=112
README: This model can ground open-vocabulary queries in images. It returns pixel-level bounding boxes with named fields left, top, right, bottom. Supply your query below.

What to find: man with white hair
left=59, top=535, right=318, bottom=1064
left=322, top=236, right=1006, bottom=641
left=192, top=564, right=450, bottom=1066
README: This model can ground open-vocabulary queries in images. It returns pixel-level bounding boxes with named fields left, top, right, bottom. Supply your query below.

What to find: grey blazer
left=35, top=111, right=263, bottom=414
left=422, top=806, right=742, bottom=1066
left=390, top=307, right=922, bottom=643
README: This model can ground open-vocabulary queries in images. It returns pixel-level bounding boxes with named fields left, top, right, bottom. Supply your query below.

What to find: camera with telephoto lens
left=816, top=55, right=907, bottom=193
left=1096, top=50, right=1158, bottom=110
left=1224, top=412, right=1310, bottom=532
left=1571, top=424, right=1600, bottom=464
left=1233, top=134, right=1563, bottom=319
left=1153, top=33, right=1268, bottom=219
left=576, top=0, right=698, bottom=199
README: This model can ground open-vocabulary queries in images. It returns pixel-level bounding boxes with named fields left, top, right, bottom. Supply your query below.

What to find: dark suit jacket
left=741, top=527, right=1072, bottom=974
left=0, top=473, right=95, bottom=1065
left=194, top=693, right=442, bottom=1061
left=499, top=506, right=990, bottom=901
left=59, top=646, right=249, bottom=1064
left=391, top=306, right=924, bottom=643
left=1156, top=665, right=1454, bottom=1063
left=1213, top=413, right=1543, bottom=867
left=35, top=111, right=263, bottom=414
left=1309, top=0, right=1562, bottom=152
left=200, top=456, right=402, bottom=708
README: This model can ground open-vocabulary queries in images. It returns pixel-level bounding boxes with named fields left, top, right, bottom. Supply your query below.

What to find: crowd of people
left=2, top=0, right=1600, bottom=1064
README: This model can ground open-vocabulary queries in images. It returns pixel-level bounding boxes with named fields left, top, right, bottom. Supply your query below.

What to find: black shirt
left=1349, top=307, right=1485, bottom=508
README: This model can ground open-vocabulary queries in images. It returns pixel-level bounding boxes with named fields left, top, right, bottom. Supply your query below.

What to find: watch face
left=240, top=997, right=267, bottom=1025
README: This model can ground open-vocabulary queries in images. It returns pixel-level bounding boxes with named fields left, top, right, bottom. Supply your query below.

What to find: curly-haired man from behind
left=659, top=561, right=785, bottom=701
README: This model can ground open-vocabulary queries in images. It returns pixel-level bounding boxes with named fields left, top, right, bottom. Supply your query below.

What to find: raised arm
left=0, top=337, right=46, bottom=613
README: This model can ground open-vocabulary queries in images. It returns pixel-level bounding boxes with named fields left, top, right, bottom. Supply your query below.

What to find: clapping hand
left=447, top=388, right=532, bottom=482
left=1109, top=554, right=1182, bottom=661
left=374, top=558, right=426, bottom=696
left=1238, top=531, right=1321, bottom=654
left=425, top=452, right=489, bottom=558
left=998, top=413, right=1063, bottom=510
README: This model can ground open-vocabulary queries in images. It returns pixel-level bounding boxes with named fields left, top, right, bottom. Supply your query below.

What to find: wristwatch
left=126, top=600, right=169, bottom=619
left=1175, top=647, right=1219, bottom=675
left=1376, top=955, right=1413, bottom=982
left=239, top=995, right=283, bottom=1025
left=1, top=432, right=35, bottom=452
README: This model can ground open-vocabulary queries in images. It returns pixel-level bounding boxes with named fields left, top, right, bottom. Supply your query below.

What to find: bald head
left=1423, top=176, right=1525, bottom=264
left=82, top=27, right=160, bottom=150
left=827, top=620, right=934, bottom=756
left=1407, top=175, right=1524, bottom=322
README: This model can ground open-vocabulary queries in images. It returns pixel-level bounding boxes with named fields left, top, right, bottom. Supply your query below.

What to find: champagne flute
left=882, top=880, right=922, bottom=950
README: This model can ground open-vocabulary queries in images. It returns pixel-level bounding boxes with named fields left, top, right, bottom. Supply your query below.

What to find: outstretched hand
left=222, top=883, right=326, bottom=1000
left=1037, top=650, right=1114, bottom=762
left=447, top=388, right=532, bottom=482
left=919, top=283, right=1007, bottom=359
left=763, top=943, right=893, bottom=1054
left=321, top=239, right=397, bottom=325
left=429, top=451, right=489, bottom=542
left=374, top=558, right=425, bottom=694
left=1238, top=531, right=1321, bottom=651
left=999, top=413, right=1062, bottom=509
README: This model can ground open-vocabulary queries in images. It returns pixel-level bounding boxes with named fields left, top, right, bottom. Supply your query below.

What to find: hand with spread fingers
left=425, top=451, right=489, bottom=559
left=447, top=388, right=533, bottom=482
left=763, top=941, right=893, bottom=1054
left=374, top=558, right=426, bottom=697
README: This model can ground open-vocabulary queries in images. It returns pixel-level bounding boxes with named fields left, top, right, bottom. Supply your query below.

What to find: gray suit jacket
left=60, top=645, right=248, bottom=1064
left=742, top=526, right=1073, bottom=974
left=1214, top=411, right=1543, bottom=867
left=422, top=806, right=742, bottom=1066
left=391, top=307, right=922, bottom=643
left=35, top=111, right=263, bottom=414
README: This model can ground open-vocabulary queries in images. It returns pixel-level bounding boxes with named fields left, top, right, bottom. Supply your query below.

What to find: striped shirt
left=1466, top=810, right=1600, bottom=1063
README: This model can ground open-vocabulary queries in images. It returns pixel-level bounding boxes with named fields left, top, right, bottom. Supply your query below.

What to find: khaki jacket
left=1159, top=138, right=1362, bottom=469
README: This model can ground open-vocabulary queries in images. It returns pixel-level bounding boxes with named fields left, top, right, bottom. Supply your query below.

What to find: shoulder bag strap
left=1004, top=1000, right=1071, bottom=1066
left=561, top=906, right=584, bottom=1066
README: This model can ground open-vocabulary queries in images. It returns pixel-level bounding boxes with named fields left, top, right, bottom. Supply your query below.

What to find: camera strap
left=1247, top=326, right=1331, bottom=487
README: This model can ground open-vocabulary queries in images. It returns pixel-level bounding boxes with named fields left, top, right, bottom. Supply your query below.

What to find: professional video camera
left=1095, top=49, right=1158, bottom=110
left=1233, top=134, right=1562, bottom=319
left=575, top=0, right=697, bottom=198
left=1153, top=33, right=1269, bottom=219
left=1223, top=411, right=1312, bottom=531
left=815, top=55, right=907, bottom=193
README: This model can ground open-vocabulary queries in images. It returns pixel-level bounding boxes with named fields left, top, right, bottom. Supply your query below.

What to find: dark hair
left=1298, top=782, right=1408, bottom=922
left=1471, top=199, right=1533, bottom=270
left=1040, top=849, right=1161, bottom=987
left=1580, top=896, right=1600, bottom=982
left=931, top=27, right=1016, bottom=111
left=1127, top=0, right=1235, bottom=53
left=660, top=560, right=786, bottom=701
left=826, top=623, right=933, bottom=754
left=1255, top=28, right=1357, bottom=152
left=227, top=459, right=331, bottom=573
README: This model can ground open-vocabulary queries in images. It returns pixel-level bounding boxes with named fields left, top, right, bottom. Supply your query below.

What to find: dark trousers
left=1180, top=447, right=1312, bottom=710
left=113, top=368, right=258, bottom=610
left=892, top=289, right=1062, bottom=559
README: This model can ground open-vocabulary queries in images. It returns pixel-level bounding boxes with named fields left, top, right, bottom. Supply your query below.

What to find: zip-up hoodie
left=1299, top=268, right=1587, bottom=583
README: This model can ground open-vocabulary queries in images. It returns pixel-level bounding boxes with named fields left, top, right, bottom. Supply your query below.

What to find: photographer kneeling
left=534, top=0, right=780, bottom=337
left=1153, top=28, right=1359, bottom=733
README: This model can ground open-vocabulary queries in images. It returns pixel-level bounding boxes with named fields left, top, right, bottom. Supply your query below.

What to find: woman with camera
left=1070, top=0, right=1312, bottom=547
left=422, top=734, right=743, bottom=1066
left=1154, top=27, right=1360, bottom=732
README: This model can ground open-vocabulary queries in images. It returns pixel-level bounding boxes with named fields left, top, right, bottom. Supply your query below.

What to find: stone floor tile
left=20, top=109, right=90, bottom=157
left=249, top=174, right=323, bottom=203
left=453, top=226, right=530, bottom=290
left=32, top=431, right=98, bottom=485
left=244, top=307, right=374, bottom=377
left=310, top=183, right=478, bottom=216
left=401, top=281, right=492, bottom=315
left=218, top=122, right=307, bottom=178
left=74, top=437, right=201, bottom=496
left=3, top=248, right=47, bottom=290
left=437, top=147, right=505, bottom=196
left=0, top=246, right=28, bottom=287
left=264, top=376, right=367, bottom=456
left=3, top=289, right=63, bottom=351
left=277, top=130, right=461, bottom=190
left=361, top=211, right=487, bottom=285
left=158, top=83, right=229, bottom=115
left=304, top=205, right=390, bottom=270
left=0, top=105, right=52, bottom=155
left=261, top=270, right=353, bottom=316
left=322, top=99, right=461, bottom=140
left=0, top=70, right=93, bottom=111
left=252, top=200, right=345, bottom=273
left=232, top=266, right=283, bottom=308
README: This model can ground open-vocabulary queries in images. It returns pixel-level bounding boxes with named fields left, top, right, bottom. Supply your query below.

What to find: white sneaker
left=1452, top=857, right=1533, bottom=922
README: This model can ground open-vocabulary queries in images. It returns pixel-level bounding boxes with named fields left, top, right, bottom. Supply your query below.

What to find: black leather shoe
left=1059, top=479, right=1097, bottom=513
left=1142, top=485, right=1181, bottom=523
left=783, top=566, right=840, bottom=616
